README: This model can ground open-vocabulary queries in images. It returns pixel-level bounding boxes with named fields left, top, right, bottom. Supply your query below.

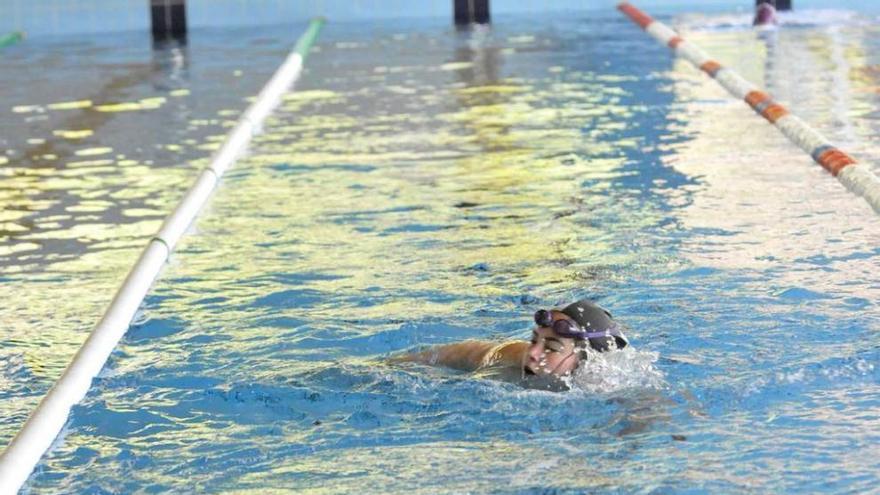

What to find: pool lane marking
left=617, top=2, right=880, bottom=214
left=0, top=18, right=325, bottom=495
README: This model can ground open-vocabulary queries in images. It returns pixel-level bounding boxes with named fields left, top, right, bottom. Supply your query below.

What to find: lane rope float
left=0, top=31, right=25, bottom=49
left=617, top=2, right=880, bottom=214
left=0, top=18, right=325, bottom=494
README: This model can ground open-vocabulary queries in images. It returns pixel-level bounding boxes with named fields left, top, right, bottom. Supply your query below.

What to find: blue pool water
left=2, top=6, right=880, bottom=493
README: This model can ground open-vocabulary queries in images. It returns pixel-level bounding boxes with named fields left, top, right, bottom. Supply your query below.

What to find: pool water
left=2, top=7, right=880, bottom=493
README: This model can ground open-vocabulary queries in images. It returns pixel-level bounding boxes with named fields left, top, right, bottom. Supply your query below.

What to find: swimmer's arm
left=391, top=340, right=495, bottom=371
left=392, top=340, right=527, bottom=372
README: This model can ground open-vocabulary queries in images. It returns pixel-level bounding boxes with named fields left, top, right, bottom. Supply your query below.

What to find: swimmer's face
left=524, top=311, right=582, bottom=378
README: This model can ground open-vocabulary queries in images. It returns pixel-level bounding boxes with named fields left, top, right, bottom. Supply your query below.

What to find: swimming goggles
left=533, top=309, right=625, bottom=341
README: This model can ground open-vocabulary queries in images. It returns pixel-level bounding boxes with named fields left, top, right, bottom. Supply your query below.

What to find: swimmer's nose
left=527, top=343, right=543, bottom=364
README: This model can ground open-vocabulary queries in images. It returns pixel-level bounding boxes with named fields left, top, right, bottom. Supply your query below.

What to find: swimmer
left=393, top=299, right=629, bottom=390
left=753, top=1, right=779, bottom=26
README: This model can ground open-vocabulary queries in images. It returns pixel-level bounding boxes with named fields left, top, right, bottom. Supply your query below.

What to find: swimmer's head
left=524, top=299, right=628, bottom=379
left=557, top=299, right=629, bottom=352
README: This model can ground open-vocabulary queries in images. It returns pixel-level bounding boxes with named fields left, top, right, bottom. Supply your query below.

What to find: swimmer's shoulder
left=479, top=340, right=528, bottom=369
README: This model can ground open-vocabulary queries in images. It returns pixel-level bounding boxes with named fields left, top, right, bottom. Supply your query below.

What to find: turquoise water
left=2, top=7, right=880, bottom=493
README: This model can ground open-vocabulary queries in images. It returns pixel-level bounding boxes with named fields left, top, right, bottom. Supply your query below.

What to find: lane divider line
left=0, top=18, right=325, bottom=494
left=617, top=2, right=880, bottom=214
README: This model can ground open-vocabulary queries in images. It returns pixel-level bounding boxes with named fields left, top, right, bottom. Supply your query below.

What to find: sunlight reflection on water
left=2, top=7, right=880, bottom=494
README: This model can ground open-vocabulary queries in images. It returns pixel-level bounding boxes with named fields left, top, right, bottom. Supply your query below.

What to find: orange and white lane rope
left=618, top=2, right=880, bottom=214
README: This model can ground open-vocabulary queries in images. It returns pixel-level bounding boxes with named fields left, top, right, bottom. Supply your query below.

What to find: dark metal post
left=454, top=0, right=490, bottom=25
left=756, top=0, right=791, bottom=11
left=151, top=0, right=187, bottom=40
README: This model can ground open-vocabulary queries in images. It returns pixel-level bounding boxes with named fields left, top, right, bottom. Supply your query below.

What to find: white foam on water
left=777, top=9, right=868, bottom=27
left=678, top=9, right=869, bottom=32
left=566, top=347, right=666, bottom=394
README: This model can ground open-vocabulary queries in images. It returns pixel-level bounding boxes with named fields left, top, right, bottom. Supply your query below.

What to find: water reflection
left=451, top=24, right=509, bottom=151
left=1, top=37, right=193, bottom=272
left=5, top=10, right=880, bottom=494
left=670, top=22, right=879, bottom=278
left=0, top=27, right=292, bottom=446
left=19, top=13, right=698, bottom=491
left=151, top=37, right=190, bottom=92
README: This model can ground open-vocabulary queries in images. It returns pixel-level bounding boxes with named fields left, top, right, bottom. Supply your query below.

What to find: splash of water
left=680, top=9, right=865, bottom=32
left=566, top=347, right=666, bottom=394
